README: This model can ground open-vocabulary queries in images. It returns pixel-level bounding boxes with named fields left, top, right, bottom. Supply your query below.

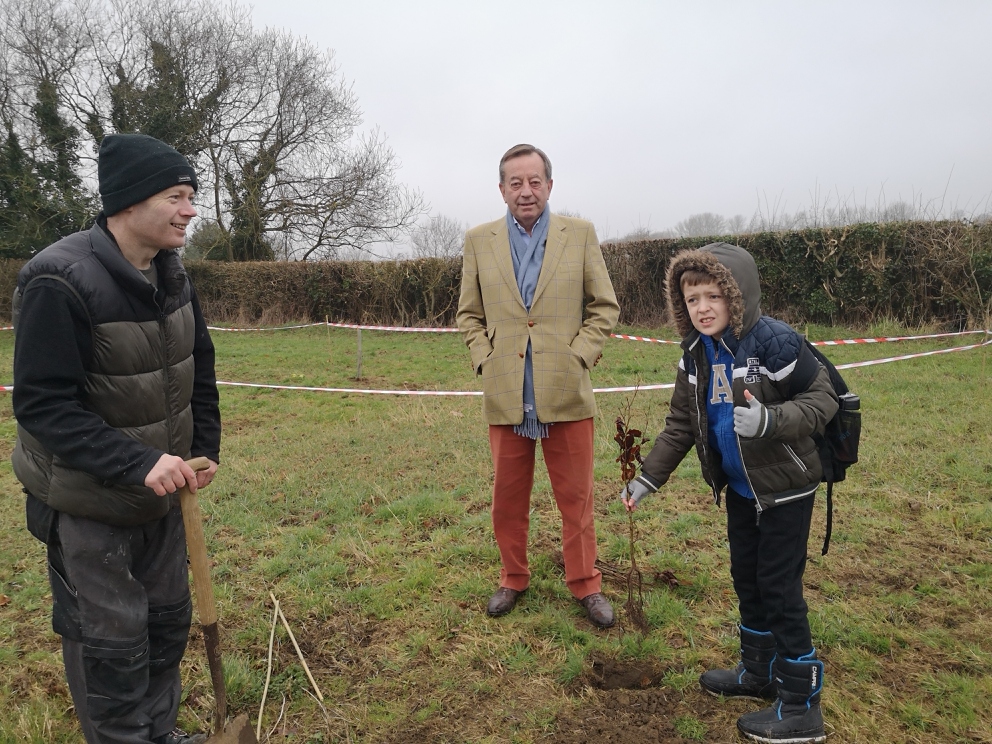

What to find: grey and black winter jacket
left=11, top=218, right=221, bottom=527
left=639, top=243, right=838, bottom=514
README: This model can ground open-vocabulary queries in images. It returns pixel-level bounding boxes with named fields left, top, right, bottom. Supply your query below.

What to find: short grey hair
left=499, top=144, right=552, bottom=184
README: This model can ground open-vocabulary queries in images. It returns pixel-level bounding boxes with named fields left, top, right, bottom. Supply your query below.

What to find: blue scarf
left=507, top=206, right=551, bottom=439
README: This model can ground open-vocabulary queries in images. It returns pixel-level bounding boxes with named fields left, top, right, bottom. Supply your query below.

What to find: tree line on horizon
left=607, top=198, right=992, bottom=244
left=403, top=198, right=992, bottom=262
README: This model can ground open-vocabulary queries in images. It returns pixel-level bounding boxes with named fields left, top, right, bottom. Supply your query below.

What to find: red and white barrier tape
left=200, top=321, right=989, bottom=347
left=205, top=337, right=989, bottom=396
left=324, top=322, right=460, bottom=333
left=3, top=336, right=988, bottom=397
left=217, top=381, right=482, bottom=395
left=206, top=322, right=325, bottom=331
left=811, top=329, right=987, bottom=346
left=215, top=380, right=676, bottom=395
left=610, top=329, right=990, bottom=346
left=610, top=333, right=681, bottom=344
left=832, top=337, right=992, bottom=370
left=207, top=321, right=460, bottom=333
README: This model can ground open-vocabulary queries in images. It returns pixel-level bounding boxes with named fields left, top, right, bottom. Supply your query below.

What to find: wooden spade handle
left=178, top=457, right=228, bottom=731
left=179, top=457, right=216, bottom=625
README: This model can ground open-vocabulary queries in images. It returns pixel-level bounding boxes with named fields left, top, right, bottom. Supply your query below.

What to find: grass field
left=1, top=321, right=991, bottom=743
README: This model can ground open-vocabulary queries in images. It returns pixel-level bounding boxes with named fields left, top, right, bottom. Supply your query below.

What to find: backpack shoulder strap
left=803, top=339, right=850, bottom=396
left=799, top=339, right=847, bottom=556
left=822, top=480, right=833, bottom=556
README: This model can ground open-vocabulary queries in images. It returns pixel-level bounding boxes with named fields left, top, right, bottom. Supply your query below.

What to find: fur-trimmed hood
left=665, top=242, right=762, bottom=340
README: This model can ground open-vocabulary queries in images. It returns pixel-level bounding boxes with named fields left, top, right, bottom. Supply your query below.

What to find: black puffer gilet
left=11, top=224, right=195, bottom=526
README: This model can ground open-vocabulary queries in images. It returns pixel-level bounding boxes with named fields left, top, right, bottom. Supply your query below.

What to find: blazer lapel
left=532, top=214, right=566, bottom=306
left=490, top=220, right=526, bottom=309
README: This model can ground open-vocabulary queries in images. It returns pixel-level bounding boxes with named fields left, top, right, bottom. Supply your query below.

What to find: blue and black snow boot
left=699, top=625, right=777, bottom=700
left=737, top=651, right=826, bottom=743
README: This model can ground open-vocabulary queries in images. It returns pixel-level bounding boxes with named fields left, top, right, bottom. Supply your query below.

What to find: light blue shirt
left=506, top=206, right=551, bottom=438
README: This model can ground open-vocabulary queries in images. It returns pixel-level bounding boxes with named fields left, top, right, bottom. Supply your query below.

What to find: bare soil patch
left=555, top=683, right=742, bottom=743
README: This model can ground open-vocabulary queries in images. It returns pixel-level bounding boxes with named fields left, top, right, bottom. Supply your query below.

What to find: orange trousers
left=488, top=418, right=602, bottom=600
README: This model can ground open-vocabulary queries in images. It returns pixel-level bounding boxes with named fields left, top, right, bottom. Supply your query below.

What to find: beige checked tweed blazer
left=456, top=214, right=620, bottom=425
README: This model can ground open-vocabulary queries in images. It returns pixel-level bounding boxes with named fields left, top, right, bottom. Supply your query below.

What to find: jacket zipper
left=722, top=338, right=762, bottom=524
left=734, top=427, right=763, bottom=525
left=773, top=485, right=818, bottom=504
left=784, top=443, right=809, bottom=471
left=158, top=309, right=173, bottom=455
left=691, top=366, right=718, bottom=505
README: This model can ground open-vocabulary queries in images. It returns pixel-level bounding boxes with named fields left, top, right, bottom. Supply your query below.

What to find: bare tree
left=673, top=212, right=727, bottom=237
left=1, top=0, right=424, bottom=260
left=0, top=0, right=97, bottom=256
left=409, top=213, right=466, bottom=259
left=878, top=200, right=918, bottom=223
left=620, top=227, right=653, bottom=242
left=554, top=209, right=616, bottom=241
left=726, top=214, right=747, bottom=234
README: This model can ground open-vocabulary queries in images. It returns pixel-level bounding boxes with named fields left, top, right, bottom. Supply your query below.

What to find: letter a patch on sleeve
left=710, top=363, right=733, bottom=404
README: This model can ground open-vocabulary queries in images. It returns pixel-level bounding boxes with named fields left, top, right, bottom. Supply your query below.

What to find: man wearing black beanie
left=11, top=133, right=221, bottom=744
left=98, top=133, right=199, bottom=217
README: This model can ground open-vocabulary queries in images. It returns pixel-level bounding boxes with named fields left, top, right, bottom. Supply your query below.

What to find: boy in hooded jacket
left=620, top=243, right=837, bottom=743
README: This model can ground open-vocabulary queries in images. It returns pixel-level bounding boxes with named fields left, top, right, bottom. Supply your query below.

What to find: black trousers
left=49, top=505, right=192, bottom=744
left=725, top=489, right=815, bottom=659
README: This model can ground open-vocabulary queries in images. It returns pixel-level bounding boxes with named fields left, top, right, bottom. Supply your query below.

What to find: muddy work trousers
left=47, top=504, right=193, bottom=744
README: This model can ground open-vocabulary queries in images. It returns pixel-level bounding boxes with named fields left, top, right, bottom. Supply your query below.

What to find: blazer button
left=528, top=320, right=534, bottom=327
left=518, top=352, right=525, bottom=358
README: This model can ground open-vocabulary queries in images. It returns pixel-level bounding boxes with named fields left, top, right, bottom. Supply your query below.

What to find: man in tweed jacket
left=456, top=144, right=620, bottom=628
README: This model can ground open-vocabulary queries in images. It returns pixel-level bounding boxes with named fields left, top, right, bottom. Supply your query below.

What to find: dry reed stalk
left=257, top=598, right=279, bottom=740
left=269, top=591, right=324, bottom=702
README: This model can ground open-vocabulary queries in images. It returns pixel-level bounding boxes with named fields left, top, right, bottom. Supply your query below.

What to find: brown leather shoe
left=580, top=592, right=615, bottom=628
left=487, top=587, right=523, bottom=617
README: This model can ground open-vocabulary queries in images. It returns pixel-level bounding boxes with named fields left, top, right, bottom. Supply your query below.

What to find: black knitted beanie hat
left=98, top=134, right=197, bottom=216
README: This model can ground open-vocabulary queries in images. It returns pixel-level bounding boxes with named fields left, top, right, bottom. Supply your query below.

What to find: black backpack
left=804, top=341, right=861, bottom=555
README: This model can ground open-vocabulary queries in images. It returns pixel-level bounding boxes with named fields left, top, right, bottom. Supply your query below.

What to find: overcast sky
left=246, top=0, right=992, bottom=242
